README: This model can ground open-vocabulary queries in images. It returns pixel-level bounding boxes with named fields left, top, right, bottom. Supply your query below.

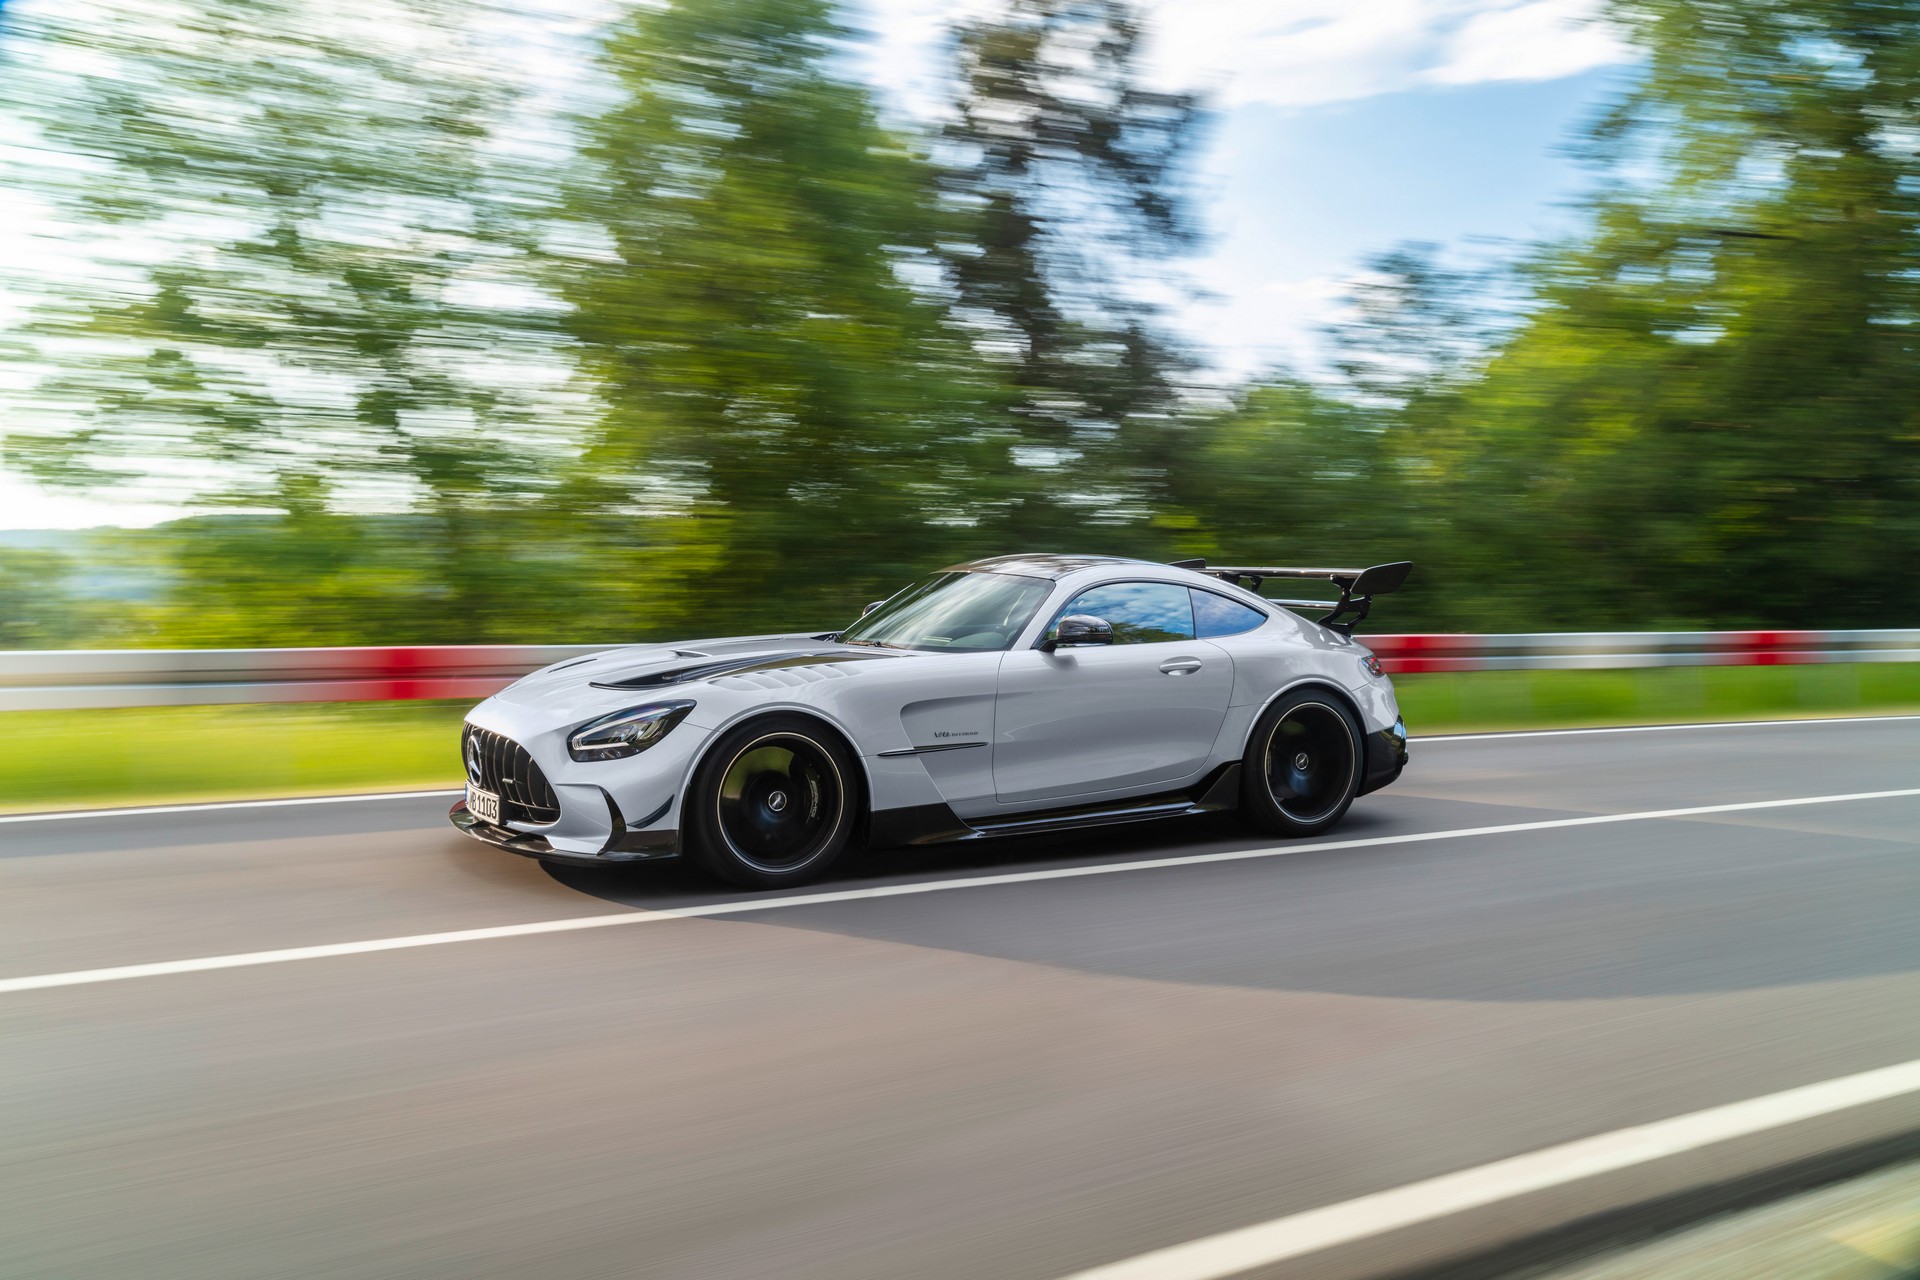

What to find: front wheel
left=686, top=715, right=859, bottom=889
left=1239, top=689, right=1363, bottom=838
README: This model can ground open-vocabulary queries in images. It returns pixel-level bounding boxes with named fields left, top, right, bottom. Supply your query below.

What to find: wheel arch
left=681, top=705, right=873, bottom=824
left=1239, top=678, right=1368, bottom=833
left=1243, top=677, right=1365, bottom=757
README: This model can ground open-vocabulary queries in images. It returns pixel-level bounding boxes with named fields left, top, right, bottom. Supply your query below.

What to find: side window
left=1057, top=582, right=1194, bottom=644
left=1191, top=589, right=1268, bottom=639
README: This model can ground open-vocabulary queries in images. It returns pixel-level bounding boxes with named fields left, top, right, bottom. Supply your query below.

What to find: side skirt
left=868, top=763, right=1242, bottom=850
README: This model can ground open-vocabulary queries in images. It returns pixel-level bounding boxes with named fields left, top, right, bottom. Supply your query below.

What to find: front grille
left=463, top=726, right=561, bottom=826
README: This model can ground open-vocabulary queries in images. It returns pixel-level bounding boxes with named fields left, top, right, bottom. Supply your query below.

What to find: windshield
left=841, top=571, right=1052, bottom=652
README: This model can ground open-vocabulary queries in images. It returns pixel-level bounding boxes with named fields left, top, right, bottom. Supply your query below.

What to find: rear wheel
left=1239, top=689, right=1362, bottom=837
left=687, top=715, right=858, bottom=889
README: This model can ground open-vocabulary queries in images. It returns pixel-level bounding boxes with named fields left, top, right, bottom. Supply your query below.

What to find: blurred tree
left=1441, top=0, right=1920, bottom=627
left=0, top=549, right=92, bottom=647
left=1173, top=380, right=1413, bottom=587
left=0, top=0, right=574, bottom=643
left=1329, top=245, right=1505, bottom=410
left=1312, top=245, right=1510, bottom=629
left=938, top=0, right=1204, bottom=550
left=8, top=0, right=1918, bottom=650
left=557, top=0, right=1008, bottom=634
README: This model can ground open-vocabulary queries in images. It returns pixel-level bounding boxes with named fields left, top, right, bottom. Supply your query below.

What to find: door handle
left=1159, top=657, right=1203, bottom=675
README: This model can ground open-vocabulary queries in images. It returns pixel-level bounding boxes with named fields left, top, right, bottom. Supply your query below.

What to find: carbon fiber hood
left=488, top=633, right=907, bottom=711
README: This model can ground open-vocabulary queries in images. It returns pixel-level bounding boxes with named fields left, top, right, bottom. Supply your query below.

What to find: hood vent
left=590, top=649, right=887, bottom=691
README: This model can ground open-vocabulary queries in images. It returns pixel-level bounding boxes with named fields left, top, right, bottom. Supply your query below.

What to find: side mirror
left=1042, top=614, right=1114, bottom=651
left=861, top=600, right=884, bottom=617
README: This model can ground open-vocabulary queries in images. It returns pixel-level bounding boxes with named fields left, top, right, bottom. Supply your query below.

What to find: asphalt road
left=3, top=717, right=1919, bottom=1279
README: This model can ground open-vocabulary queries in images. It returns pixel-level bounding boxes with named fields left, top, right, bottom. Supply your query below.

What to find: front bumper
left=448, top=800, right=680, bottom=867
left=452, top=694, right=708, bottom=865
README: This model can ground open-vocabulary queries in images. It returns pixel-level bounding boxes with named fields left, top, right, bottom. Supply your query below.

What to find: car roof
left=942, top=553, right=1154, bottom=580
left=937, top=553, right=1283, bottom=623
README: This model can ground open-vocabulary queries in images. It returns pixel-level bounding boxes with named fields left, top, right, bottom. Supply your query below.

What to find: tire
left=686, top=714, right=860, bottom=889
left=1239, top=688, right=1363, bottom=838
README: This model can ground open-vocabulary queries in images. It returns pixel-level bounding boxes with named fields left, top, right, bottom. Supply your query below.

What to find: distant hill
left=0, top=529, right=92, bottom=554
left=0, top=511, right=451, bottom=605
left=0, top=525, right=176, bottom=602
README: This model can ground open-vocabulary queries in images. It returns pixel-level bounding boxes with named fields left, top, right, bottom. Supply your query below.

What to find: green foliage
left=1, top=0, right=579, bottom=642
left=938, top=0, right=1205, bottom=549
left=3, top=0, right=1918, bottom=649
left=0, top=549, right=93, bottom=647
left=555, top=0, right=1014, bottom=634
left=1422, top=0, right=1920, bottom=628
left=131, top=512, right=592, bottom=646
left=1170, top=380, right=1406, bottom=566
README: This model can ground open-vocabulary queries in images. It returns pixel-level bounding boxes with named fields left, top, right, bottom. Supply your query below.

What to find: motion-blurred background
left=6, top=0, right=1920, bottom=809
left=6, top=0, right=1917, bottom=647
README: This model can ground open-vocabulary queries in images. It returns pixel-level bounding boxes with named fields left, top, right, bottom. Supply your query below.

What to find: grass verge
left=1393, top=662, right=1920, bottom=734
left=2, top=700, right=471, bottom=815
left=4, top=663, right=1919, bottom=814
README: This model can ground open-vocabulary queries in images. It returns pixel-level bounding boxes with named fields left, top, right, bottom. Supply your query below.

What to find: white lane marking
left=2, top=786, right=1917, bottom=996
left=1418, top=713, right=1920, bottom=742
left=1, top=714, right=1910, bottom=823
left=0, top=789, right=463, bottom=824
left=1052, top=1056, right=1920, bottom=1280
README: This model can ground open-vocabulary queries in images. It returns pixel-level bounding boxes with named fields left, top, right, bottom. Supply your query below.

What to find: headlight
left=568, top=701, right=695, bottom=762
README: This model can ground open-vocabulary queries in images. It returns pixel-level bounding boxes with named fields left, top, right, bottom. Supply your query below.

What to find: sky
left=0, top=0, right=1637, bottom=531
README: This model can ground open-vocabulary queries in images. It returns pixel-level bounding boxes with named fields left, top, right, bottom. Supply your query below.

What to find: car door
left=992, top=580, right=1234, bottom=806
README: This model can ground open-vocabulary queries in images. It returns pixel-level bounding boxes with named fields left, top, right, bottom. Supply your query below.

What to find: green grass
left=4, top=663, right=1919, bottom=814
left=1, top=700, right=471, bottom=814
left=1393, top=662, right=1920, bottom=734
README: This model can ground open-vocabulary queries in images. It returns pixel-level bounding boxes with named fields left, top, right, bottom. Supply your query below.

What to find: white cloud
left=1176, top=270, right=1358, bottom=381
left=1424, top=0, right=1630, bottom=88
left=1153, top=0, right=1632, bottom=108
left=858, top=0, right=1634, bottom=116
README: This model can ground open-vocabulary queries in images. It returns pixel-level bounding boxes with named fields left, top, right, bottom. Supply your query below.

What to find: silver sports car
left=450, top=554, right=1411, bottom=887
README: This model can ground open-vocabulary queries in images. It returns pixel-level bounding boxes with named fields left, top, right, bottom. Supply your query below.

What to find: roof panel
left=941, top=553, right=1148, bottom=580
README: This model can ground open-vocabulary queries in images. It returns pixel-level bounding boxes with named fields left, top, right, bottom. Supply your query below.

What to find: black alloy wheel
left=1240, top=689, right=1362, bottom=837
left=690, top=715, right=858, bottom=888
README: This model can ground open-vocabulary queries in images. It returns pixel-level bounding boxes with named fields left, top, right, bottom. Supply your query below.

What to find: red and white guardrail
left=1363, top=630, right=1920, bottom=674
left=0, top=645, right=606, bottom=712
left=2, top=630, right=1918, bottom=711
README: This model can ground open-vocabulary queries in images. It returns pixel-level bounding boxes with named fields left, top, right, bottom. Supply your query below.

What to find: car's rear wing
left=1169, top=559, right=1413, bottom=636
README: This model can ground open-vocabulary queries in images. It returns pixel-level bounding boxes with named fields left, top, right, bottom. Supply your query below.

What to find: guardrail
left=0, top=645, right=608, bottom=712
left=3, top=630, right=1919, bottom=711
left=1363, top=630, right=1920, bottom=674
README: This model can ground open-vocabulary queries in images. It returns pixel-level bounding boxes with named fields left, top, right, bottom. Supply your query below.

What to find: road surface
left=3, top=717, right=1919, bottom=1279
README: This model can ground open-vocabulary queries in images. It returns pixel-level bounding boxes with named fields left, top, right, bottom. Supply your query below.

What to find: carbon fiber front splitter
left=448, top=801, right=679, bottom=867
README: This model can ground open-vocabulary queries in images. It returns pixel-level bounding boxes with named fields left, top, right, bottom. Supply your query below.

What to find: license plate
left=466, top=784, right=501, bottom=825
